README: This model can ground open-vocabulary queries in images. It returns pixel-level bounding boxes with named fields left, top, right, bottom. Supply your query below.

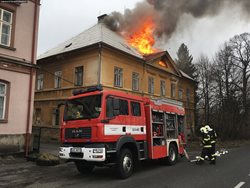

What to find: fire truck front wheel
left=116, top=148, right=134, bottom=179
left=74, top=160, right=95, bottom=174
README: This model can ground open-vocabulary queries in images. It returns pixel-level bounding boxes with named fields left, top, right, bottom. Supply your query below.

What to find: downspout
left=98, top=42, right=102, bottom=85
left=25, top=0, right=39, bottom=157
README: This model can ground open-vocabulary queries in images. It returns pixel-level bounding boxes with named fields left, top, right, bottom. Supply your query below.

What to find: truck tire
left=75, top=160, right=94, bottom=174
left=116, top=148, right=134, bottom=179
left=166, top=144, right=178, bottom=165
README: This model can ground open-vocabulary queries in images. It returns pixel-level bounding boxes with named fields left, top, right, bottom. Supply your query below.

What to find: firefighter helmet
left=200, top=127, right=207, bottom=133
left=204, top=125, right=212, bottom=132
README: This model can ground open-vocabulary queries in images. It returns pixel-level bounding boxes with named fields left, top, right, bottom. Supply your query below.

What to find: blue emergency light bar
left=72, top=85, right=103, bottom=96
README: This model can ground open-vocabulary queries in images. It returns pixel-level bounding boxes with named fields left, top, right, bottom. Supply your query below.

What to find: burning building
left=35, top=14, right=196, bottom=140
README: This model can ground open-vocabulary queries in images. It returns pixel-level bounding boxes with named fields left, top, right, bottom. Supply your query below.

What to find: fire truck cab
left=59, top=85, right=186, bottom=179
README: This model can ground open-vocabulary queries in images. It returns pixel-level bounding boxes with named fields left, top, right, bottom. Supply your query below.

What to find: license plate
left=70, top=147, right=82, bottom=153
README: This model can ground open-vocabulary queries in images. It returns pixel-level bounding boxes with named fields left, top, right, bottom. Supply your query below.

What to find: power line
left=38, top=67, right=76, bottom=85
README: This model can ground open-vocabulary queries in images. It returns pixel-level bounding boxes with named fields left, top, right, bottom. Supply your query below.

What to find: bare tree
left=196, top=55, right=212, bottom=125
left=212, top=43, right=242, bottom=139
left=229, top=33, right=250, bottom=128
left=195, top=33, right=250, bottom=140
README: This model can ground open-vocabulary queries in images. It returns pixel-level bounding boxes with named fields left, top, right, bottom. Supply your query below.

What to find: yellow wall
left=35, top=49, right=100, bottom=126
left=101, top=48, right=144, bottom=92
left=35, top=47, right=196, bottom=132
left=100, top=49, right=194, bottom=103
left=100, top=48, right=195, bottom=132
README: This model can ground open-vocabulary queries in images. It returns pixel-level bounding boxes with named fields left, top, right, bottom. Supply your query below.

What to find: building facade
left=0, top=0, right=40, bottom=155
left=35, top=16, right=195, bottom=140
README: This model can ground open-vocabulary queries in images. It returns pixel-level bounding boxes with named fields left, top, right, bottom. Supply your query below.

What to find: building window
left=132, top=72, right=139, bottom=91
left=75, top=66, right=83, bottom=86
left=148, top=76, right=154, bottom=94
left=114, top=67, right=123, bottom=87
left=186, top=88, right=190, bottom=104
left=178, top=88, right=183, bottom=100
left=52, top=108, right=60, bottom=126
left=0, top=8, right=12, bottom=46
left=171, top=83, right=176, bottom=98
left=54, top=71, right=62, bottom=88
left=34, top=108, right=41, bottom=125
left=36, top=74, right=44, bottom=90
left=0, top=80, right=9, bottom=122
left=160, top=80, right=166, bottom=96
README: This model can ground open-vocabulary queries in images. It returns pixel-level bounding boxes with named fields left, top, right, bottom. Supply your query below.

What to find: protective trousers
left=210, top=143, right=216, bottom=164
left=196, top=146, right=212, bottom=164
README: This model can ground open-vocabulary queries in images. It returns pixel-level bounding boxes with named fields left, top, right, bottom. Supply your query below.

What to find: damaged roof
left=38, top=22, right=143, bottom=60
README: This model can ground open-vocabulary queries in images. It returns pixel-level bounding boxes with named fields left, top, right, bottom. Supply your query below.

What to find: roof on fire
left=37, top=15, right=195, bottom=82
left=38, top=21, right=143, bottom=60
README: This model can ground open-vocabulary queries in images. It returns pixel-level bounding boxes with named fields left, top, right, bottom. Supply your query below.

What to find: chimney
left=97, top=14, right=107, bottom=23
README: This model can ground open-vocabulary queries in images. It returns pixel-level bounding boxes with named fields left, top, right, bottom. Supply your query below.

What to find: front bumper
left=59, top=146, right=106, bottom=162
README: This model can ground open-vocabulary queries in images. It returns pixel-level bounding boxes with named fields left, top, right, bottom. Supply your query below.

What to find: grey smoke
left=104, top=0, right=250, bottom=43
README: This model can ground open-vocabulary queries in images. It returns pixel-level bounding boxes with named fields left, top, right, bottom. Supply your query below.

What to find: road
left=0, top=144, right=250, bottom=188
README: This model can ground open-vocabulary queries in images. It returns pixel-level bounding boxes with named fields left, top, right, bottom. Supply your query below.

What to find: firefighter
left=196, top=126, right=213, bottom=165
left=205, top=125, right=217, bottom=164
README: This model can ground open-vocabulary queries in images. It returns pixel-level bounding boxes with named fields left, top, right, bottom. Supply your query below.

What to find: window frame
left=0, top=80, right=10, bottom=123
left=132, top=72, right=139, bottom=91
left=114, top=67, right=123, bottom=88
left=36, top=73, right=44, bottom=90
left=52, top=108, right=60, bottom=127
left=160, top=80, right=166, bottom=96
left=178, top=88, right=183, bottom=100
left=74, top=66, right=84, bottom=86
left=171, top=83, right=176, bottom=98
left=186, top=88, right=190, bottom=104
left=148, top=76, right=154, bottom=94
left=54, top=71, right=62, bottom=89
left=0, top=8, right=13, bottom=47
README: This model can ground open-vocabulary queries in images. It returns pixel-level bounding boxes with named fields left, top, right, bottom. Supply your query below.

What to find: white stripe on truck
left=104, top=124, right=146, bottom=135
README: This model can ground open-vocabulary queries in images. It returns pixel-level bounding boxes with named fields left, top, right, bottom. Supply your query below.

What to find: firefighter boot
left=210, top=158, right=216, bottom=165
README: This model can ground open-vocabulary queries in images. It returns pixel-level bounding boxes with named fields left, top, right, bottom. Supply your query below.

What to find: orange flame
left=127, top=18, right=156, bottom=54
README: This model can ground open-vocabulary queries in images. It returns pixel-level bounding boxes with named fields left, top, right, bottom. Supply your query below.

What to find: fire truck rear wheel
left=116, top=148, right=134, bottom=179
left=75, top=160, right=95, bottom=174
left=167, top=144, right=178, bottom=165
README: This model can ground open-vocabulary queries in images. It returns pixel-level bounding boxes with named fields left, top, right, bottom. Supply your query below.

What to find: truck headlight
left=93, top=148, right=103, bottom=153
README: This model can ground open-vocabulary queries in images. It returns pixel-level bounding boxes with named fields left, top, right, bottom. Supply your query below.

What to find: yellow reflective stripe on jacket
left=204, top=145, right=212, bottom=148
left=211, top=141, right=216, bottom=143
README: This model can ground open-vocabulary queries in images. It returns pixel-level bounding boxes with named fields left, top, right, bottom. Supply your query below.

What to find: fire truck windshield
left=64, top=94, right=102, bottom=121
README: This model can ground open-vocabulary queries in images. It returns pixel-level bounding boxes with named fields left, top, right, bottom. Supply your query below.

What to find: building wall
left=0, top=1, right=40, bottom=154
left=35, top=50, right=99, bottom=126
left=101, top=48, right=144, bottom=92
left=101, top=48, right=195, bottom=134
left=0, top=70, right=30, bottom=133
left=0, top=1, right=38, bottom=62
left=101, top=49, right=194, bottom=102
left=35, top=47, right=196, bottom=140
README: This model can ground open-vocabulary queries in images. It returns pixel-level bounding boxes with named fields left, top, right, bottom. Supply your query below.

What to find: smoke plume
left=103, top=0, right=250, bottom=45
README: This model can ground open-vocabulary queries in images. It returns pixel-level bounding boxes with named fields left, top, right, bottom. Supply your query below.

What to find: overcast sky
left=37, top=0, right=250, bottom=61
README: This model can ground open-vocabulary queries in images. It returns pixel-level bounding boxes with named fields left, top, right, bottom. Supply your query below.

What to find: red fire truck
left=59, top=85, right=186, bottom=179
